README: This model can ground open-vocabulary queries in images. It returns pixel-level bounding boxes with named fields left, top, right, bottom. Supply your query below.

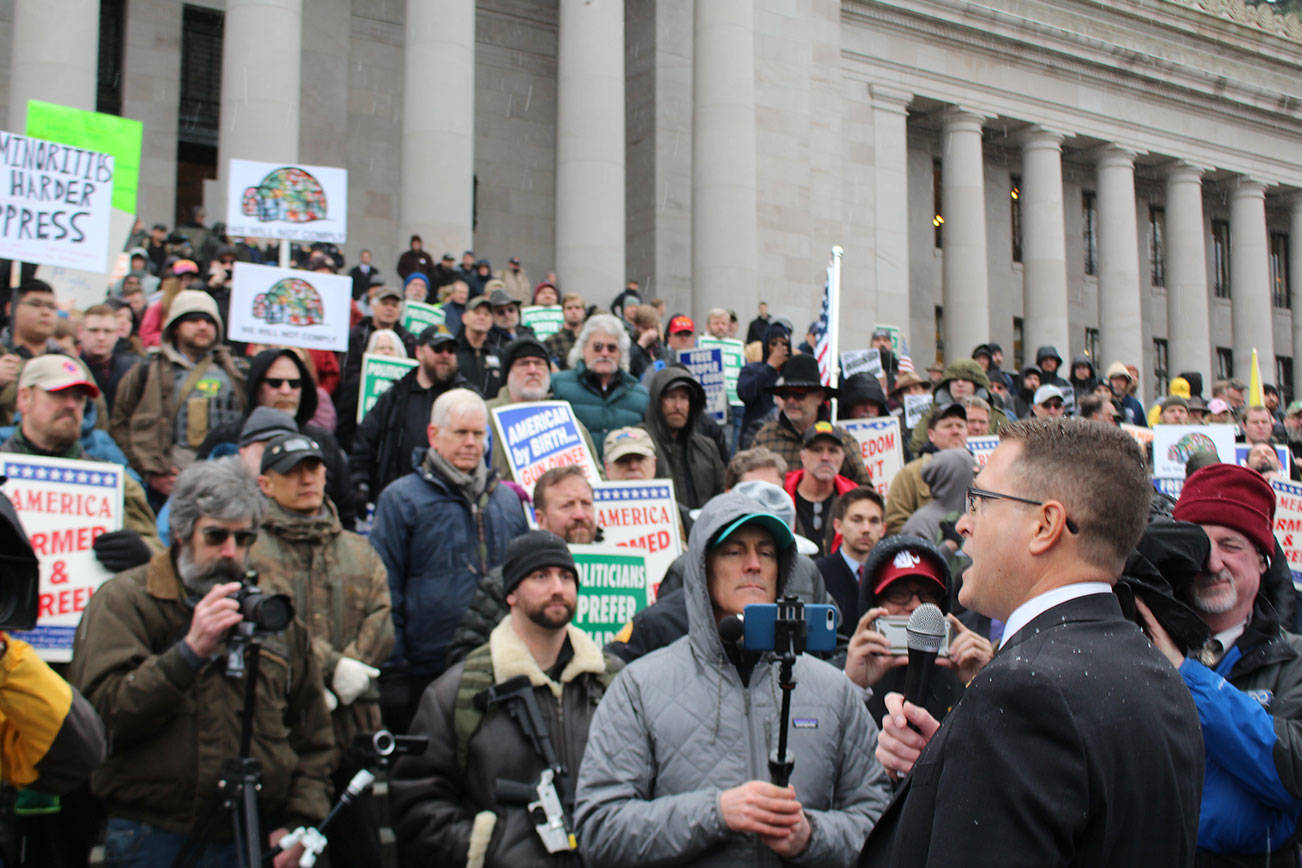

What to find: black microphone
left=719, top=614, right=745, bottom=647
left=902, top=603, right=946, bottom=707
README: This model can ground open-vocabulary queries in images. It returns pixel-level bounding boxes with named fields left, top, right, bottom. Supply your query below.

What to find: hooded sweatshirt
left=575, top=491, right=890, bottom=866
left=902, top=448, right=973, bottom=544
left=1068, top=354, right=1099, bottom=404
left=641, top=366, right=727, bottom=510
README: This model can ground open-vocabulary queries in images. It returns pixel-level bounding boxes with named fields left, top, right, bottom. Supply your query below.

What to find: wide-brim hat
left=765, top=354, right=835, bottom=396
left=889, top=371, right=927, bottom=397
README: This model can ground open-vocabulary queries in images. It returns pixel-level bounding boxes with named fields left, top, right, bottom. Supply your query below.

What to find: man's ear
left=257, top=475, right=272, bottom=496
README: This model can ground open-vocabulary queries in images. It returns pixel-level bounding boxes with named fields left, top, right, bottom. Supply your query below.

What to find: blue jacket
left=1118, top=393, right=1147, bottom=427
left=369, top=450, right=527, bottom=678
left=549, top=364, right=648, bottom=461
left=1181, top=596, right=1302, bottom=860
left=736, top=360, right=780, bottom=435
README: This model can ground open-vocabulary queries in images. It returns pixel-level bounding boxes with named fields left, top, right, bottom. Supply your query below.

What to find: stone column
left=215, top=0, right=302, bottom=220
left=693, top=0, right=757, bottom=316
left=1291, top=195, right=1302, bottom=389
left=940, top=107, right=989, bottom=360
left=400, top=0, right=474, bottom=254
left=556, top=0, right=625, bottom=298
left=1019, top=126, right=1070, bottom=359
left=870, top=85, right=911, bottom=334
left=8, top=0, right=98, bottom=129
left=1095, top=146, right=1144, bottom=370
left=1164, top=162, right=1211, bottom=386
left=122, top=0, right=183, bottom=227
left=1229, top=178, right=1274, bottom=383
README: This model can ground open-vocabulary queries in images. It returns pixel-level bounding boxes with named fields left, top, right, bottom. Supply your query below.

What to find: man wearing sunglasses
left=1030, top=383, right=1068, bottom=418
left=71, top=457, right=334, bottom=868
left=861, top=418, right=1203, bottom=866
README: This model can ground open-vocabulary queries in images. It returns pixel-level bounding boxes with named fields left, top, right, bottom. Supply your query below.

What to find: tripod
left=768, top=597, right=805, bottom=788
left=171, top=624, right=267, bottom=868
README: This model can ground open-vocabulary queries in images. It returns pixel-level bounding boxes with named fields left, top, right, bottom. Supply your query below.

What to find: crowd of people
left=0, top=216, right=1300, bottom=866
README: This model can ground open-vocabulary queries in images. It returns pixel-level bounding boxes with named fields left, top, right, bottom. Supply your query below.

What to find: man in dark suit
left=861, top=417, right=1204, bottom=866
left=815, top=486, right=885, bottom=637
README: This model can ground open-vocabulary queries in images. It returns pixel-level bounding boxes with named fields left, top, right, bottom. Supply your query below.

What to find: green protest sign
left=357, top=353, right=418, bottom=423
left=569, top=546, right=650, bottom=647
left=401, top=300, right=444, bottom=335
left=873, top=324, right=903, bottom=355
left=521, top=305, right=564, bottom=339
left=26, top=100, right=143, bottom=214
left=698, top=336, right=745, bottom=405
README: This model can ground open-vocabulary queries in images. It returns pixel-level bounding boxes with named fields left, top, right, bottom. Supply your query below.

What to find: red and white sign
left=840, top=417, right=903, bottom=500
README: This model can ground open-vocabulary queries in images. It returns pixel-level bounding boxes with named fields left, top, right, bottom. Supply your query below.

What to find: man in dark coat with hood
left=1034, top=345, right=1070, bottom=389
left=1068, top=354, right=1099, bottom=405
left=197, top=347, right=356, bottom=528
left=641, top=366, right=726, bottom=510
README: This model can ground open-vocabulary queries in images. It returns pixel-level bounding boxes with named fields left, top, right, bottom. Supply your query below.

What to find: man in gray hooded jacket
left=575, top=491, right=890, bottom=866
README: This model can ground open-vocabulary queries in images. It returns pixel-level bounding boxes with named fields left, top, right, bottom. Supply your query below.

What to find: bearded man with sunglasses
left=860, top=417, right=1203, bottom=867
left=71, top=457, right=334, bottom=868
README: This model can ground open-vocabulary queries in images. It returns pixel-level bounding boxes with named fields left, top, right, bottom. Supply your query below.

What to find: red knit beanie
left=1172, top=463, right=1277, bottom=557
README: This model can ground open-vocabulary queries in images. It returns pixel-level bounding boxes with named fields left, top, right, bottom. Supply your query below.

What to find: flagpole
left=829, top=245, right=843, bottom=421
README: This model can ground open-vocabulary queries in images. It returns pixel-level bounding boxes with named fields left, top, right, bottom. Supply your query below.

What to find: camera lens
left=239, top=591, right=294, bottom=632
left=372, top=731, right=395, bottom=756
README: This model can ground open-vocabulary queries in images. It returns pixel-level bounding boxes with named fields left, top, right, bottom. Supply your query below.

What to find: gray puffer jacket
left=574, top=491, right=890, bottom=867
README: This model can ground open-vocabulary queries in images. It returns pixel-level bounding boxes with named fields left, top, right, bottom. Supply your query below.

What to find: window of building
left=1216, top=347, right=1234, bottom=380
left=1082, top=191, right=1098, bottom=276
left=1278, top=357, right=1294, bottom=407
left=1271, top=231, right=1291, bottom=309
left=933, top=159, right=943, bottom=249
left=934, top=305, right=944, bottom=363
left=1212, top=220, right=1232, bottom=299
left=1012, top=317, right=1024, bottom=371
left=1010, top=175, right=1022, bottom=263
left=1154, top=338, right=1169, bottom=397
left=1149, top=205, right=1166, bottom=288
left=1084, top=328, right=1099, bottom=363
left=176, top=5, right=224, bottom=226
left=96, top=0, right=126, bottom=116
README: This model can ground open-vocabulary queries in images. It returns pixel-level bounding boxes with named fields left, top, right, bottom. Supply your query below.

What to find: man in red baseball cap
left=665, top=315, right=696, bottom=353
left=1139, top=462, right=1302, bottom=862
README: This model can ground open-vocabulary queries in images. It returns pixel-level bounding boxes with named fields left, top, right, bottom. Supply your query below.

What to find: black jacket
left=860, top=592, right=1204, bottom=867
left=348, top=366, right=468, bottom=498
left=344, top=320, right=416, bottom=383
left=640, top=367, right=726, bottom=510
left=453, top=330, right=504, bottom=398
left=82, top=348, right=142, bottom=414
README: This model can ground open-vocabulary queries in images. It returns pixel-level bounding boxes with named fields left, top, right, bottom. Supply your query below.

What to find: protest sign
left=0, top=130, right=115, bottom=272
left=1272, top=479, right=1302, bottom=591
left=592, top=479, right=683, bottom=593
left=966, top=436, right=1000, bottom=467
left=228, top=262, right=351, bottom=351
left=33, top=207, right=136, bottom=309
left=357, top=353, right=418, bottom=423
left=1120, top=423, right=1154, bottom=451
left=677, top=347, right=727, bottom=425
left=1235, top=443, right=1291, bottom=475
left=1150, top=424, right=1238, bottom=480
left=840, top=417, right=903, bottom=499
left=903, top=393, right=933, bottom=429
left=569, top=545, right=651, bottom=646
left=521, top=305, right=564, bottom=339
left=698, top=336, right=745, bottom=405
left=226, top=158, right=348, bottom=244
left=840, top=348, right=882, bottom=379
left=401, top=300, right=444, bottom=335
left=491, top=401, right=601, bottom=495
left=873, top=325, right=903, bottom=355
left=0, top=454, right=123, bottom=662
left=1153, top=477, right=1184, bottom=499
left=26, top=100, right=142, bottom=215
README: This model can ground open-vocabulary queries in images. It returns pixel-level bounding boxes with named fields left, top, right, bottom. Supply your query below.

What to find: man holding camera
left=70, top=457, right=333, bottom=868
left=248, top=432, right=393, bottom=867
left=391, top=529, right=617, bottom=865
left=576, top=490, right=889, bottom=866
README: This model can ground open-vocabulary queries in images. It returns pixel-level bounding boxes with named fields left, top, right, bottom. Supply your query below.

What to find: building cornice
left=1162, top=0, right=1302, bottom=45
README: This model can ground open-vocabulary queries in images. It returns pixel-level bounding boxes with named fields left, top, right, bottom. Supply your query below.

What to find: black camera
left=232, top=572, right=293, bottom=633
left=0, top=489, right=39, bottom=630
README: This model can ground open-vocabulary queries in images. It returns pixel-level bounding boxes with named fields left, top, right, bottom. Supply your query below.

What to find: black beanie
left=503, top=530, right=578, bottom=597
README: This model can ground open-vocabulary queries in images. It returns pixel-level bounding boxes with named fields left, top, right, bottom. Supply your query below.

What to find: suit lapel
left=997, top=591, right=1122, bottom=656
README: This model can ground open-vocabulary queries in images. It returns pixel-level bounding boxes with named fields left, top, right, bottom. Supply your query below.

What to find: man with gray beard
left=486, top=337, right=600, bottom=482
left=70, top=458, right=334, bottom=868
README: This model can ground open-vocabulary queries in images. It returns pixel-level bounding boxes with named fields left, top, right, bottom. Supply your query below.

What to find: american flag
left=812, top=267, right=834, bottom=387
left=897, top=335, right=914, bottom=374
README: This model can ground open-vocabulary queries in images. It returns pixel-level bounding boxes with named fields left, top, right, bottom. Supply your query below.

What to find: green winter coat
left=549, top=364, right=649, bottom=461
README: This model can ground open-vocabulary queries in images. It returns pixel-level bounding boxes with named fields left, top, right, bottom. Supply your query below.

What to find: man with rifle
left=389, top=529, right=619, bottom=866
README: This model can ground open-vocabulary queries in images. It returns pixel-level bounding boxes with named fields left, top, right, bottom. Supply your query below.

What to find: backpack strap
left=452, top=643, right=497, bottom=774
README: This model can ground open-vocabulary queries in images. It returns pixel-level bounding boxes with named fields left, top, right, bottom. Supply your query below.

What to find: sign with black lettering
left=569, top=546, right=650, bottom=647
left=0, top=130, right=114, bottom=271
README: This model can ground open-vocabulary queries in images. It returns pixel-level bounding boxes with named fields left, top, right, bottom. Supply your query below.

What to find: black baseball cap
left=260, top=433, right=324, bottom=475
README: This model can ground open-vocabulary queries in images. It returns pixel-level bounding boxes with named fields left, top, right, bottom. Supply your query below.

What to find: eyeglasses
left=966, top=487, right=1079, bottom=534
left=589, top=342, right=619, bottom=353
left=200, top=527, right=258, bottom=548
left=1040, top=399, right=1064, bottom=409
left=778, top=389, right=814, bottom=401
left=878, top=583, right=945, bottom=607
left=427, top=343, right=456, bottom=354
left=20, top=298, right=57, bottom=310
left=264, top=377, right=302, bottom=390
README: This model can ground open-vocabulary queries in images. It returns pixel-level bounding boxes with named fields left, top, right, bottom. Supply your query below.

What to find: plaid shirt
left=545, top=326, right=580, bottom=369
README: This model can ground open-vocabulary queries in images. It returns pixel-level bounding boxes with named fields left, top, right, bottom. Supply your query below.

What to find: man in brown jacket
left=110, top=290, right=246, bottom=505
left=249, top=432, right=393, bottom=867
left=69, top=457, right=333, bottom=868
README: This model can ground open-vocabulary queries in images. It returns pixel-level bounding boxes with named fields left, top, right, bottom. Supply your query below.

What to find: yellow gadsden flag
left=1249, top=348, right=1266, bottom=408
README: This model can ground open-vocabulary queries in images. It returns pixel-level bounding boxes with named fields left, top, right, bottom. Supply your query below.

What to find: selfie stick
left=769, top=597, right=806, bottom=787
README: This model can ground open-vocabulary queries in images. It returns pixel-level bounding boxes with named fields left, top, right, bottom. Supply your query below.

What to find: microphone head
left=718, top=614, right=744, bottom=645
left=905, top=603, right=946, bottom=654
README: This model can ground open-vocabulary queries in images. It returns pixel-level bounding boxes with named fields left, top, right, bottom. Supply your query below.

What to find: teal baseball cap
left=712, top=512, right=796, bottom=551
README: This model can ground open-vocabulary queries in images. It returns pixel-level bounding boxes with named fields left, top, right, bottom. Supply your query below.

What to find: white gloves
left=323, top=689, right=339, bottom=712
left=332, top=657, right=380, bottom=706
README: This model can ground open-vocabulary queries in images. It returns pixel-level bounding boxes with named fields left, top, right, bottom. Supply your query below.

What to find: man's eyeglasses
left=20, top=298, right=57, bottom=311
left=1040, top=399, right=1064, bottom=410
left=200, top=527, right=258, bottom=548
left=778, top=389, right=814, bottom=401
left=589, top=342, right=619, bottom=354
left=427, top=343, right=456, bottom=354
left=264, top=377, right=302, bottom=390
left=878, top=583, right=945, bottom=607
left=966, top=487, right=1079, bottom=534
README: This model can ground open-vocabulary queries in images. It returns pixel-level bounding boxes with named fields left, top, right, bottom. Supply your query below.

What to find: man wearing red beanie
left=1142, top=462, right=1302, bottom=863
